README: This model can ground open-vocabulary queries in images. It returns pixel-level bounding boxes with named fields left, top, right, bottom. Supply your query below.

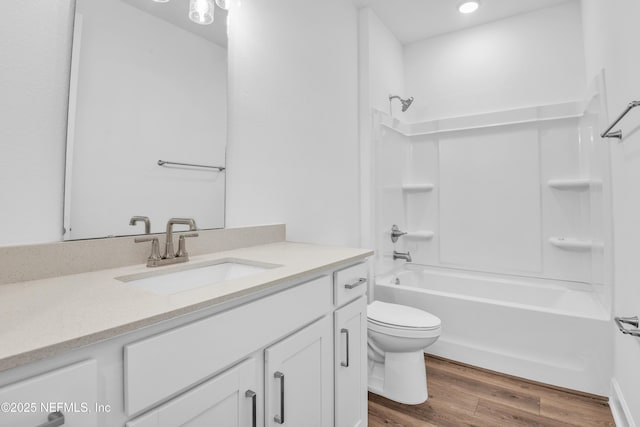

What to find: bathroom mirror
left=63, top=0, right=228, bottom=240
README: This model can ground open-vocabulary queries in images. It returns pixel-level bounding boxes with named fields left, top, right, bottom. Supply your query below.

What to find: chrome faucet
left=393, top=250, right=412, bottom=262
left=129, top=216, right=151, bottom=234
left=135, top=217, right=199, bottom=267
left=164, top=218, right=198, bottom=259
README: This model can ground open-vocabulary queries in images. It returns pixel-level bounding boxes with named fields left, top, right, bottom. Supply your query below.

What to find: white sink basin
left=116, top=259, right=280, bottom=295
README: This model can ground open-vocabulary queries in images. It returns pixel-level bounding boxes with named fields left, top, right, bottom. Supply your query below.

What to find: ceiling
left=352, top=0, right=574, bottom=44
left=122, top=0, right=228, bottom=47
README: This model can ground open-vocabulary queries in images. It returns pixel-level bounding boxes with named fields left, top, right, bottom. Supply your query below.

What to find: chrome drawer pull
left=245, top=390, right=256, bottom=427
left=615, top=316, right=640, bottom=337
left=36, top=412, right=65, bottom=427
left=274, top=371, right=285, bottom=424
left=340, top=328, right=350, bottom=367
left=344, top=278, right=366, bottom=290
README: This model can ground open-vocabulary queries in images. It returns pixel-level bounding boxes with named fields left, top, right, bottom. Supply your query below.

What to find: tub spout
left=393, top=250, right=412, bottom=262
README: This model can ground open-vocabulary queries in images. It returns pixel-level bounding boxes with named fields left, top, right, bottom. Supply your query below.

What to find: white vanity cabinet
left=0, top=257, right=371, bottom=427
left=126, top=358, right=258, bottom=427
left=265, top=316, right=333, bottom=427
left=0, top=359, right=98, bottom=427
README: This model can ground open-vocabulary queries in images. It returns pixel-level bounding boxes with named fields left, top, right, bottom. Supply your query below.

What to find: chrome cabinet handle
left=36, top=411, right=65, bottom=427
left=245, top=390, right=256, bottom=427
left=340, top=328, right=350, bottom=367
left=615, top=316, right=640, bottom=337
left=274, top=371, right=285, bottom=424
left=344, top=278, right=366, bottom=290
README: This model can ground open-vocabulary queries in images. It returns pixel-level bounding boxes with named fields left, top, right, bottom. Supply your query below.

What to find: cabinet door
left=265, top=316, right=333, bottom=427
left=0, top=359, right=98, bottom=427
left=335, top=296, right=367, bottom=427
left=127, top=358, right=259, bottom=427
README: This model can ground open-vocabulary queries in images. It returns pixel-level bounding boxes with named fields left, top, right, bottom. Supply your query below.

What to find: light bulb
left=458, top=1, right=479, bottom=14
left=215, top=0, right=228, bottom=10
left=189, top=0, right=215, bottom=25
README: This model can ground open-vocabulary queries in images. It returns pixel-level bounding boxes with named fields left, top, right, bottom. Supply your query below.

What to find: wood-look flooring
left=368, top=355, right=616, bottom=427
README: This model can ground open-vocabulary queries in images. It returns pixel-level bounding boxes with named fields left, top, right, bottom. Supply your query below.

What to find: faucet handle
left=176, top=233, right=199, bottom=258
left=390, top=224, right=407, bottom=243
left=135, top=236, right=161, bottom=264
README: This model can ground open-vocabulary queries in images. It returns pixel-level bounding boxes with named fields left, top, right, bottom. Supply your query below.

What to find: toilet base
left=368, top=350, right=428, bottom=405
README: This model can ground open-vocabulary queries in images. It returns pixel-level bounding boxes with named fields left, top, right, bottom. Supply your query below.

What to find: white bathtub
left=375, top=265, right=612, bottom=395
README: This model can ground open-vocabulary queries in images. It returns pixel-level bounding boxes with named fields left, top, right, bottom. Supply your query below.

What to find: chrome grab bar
left=614, top=316, right=640, bottom=337
left=157, top=160, right=225, bottom=171
left=601, top=100, right=640, bottom=140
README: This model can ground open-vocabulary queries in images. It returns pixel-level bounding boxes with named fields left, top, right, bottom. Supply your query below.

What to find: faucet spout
left=393, top=250, right=412, bottom=262
left=165, top=218, right=198, bottom=259
left=129, top=216, right=151, bottom=234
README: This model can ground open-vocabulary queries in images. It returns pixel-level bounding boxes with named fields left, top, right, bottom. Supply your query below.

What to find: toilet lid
left=368, top=301, right=441, bottom=330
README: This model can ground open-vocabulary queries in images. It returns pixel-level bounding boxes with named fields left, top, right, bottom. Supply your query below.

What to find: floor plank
left=474, top=399, right=576, bottom=427
left=369, top=400, right=439, bottom=427
left=427, top=359, right=541, bottom=415
left=369, top=355, right=616, bottom=427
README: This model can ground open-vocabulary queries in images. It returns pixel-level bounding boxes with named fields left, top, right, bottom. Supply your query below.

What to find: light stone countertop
left=0, top=241, right=372, bottom=372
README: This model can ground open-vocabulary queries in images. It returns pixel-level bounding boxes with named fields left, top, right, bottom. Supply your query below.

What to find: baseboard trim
left=610, top=378, right=636, bottom=427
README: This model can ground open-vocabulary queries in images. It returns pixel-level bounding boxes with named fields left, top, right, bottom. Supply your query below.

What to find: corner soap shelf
left=547, top=178, right=594, bottom=190
left=549, top=237, right=593, bottom=251
left=402, top=183, right=434, bottom=192
left=405, top=231, right=435, bottom=240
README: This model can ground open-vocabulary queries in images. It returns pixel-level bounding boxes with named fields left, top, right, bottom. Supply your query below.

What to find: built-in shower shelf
left=405, top=231, right=435, bottom=240
left=547, top=178, right=591, bottom=190
left=402, top=183, right=434, bottom=192
left=549, top=237, right=593, bottom=251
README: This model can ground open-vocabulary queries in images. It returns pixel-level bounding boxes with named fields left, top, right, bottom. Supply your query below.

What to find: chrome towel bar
left=601, top=100, right=640, bottom=140
left=157, top=160, right=225, bottom=171
left=614, top=316, right=640, bottom=337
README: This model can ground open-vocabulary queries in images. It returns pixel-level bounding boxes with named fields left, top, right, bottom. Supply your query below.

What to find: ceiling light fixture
left=458, top=1, right=480, bottom=14
left=189, top=0, right=215, bottom=25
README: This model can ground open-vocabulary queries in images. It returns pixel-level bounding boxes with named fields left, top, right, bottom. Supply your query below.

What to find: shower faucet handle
left=390, top=224, right=407, bottom=243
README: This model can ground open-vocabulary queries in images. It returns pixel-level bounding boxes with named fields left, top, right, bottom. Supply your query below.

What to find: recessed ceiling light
left=459, top=1, right=480, bottom=14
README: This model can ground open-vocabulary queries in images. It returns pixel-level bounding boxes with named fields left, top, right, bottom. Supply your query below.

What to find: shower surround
left=371, top=80, right=614, bottom=395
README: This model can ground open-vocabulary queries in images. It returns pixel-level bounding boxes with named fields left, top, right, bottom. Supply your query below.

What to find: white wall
left=68, top=0, right=226, bottom=239
left=361, top=9, right=405, bottom=117
left=404, top=1, right=587, bottom=121
left=226, top=0, right=360, bottom=247
left=0, top=0, right=74, bottom=246
left=582, top=1, right=640, bottom=424
left=358, top=8, right=405, bottom=254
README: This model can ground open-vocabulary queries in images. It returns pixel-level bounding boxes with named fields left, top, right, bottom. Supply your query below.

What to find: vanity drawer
left=124, top=275, right=331, bottom=416
left=333, top=262, right=368, bottom=307
left=0, top=359, right=98, bottom=427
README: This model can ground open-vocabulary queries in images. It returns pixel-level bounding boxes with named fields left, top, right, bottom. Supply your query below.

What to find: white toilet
left=367, top=301, right=441, bottom=404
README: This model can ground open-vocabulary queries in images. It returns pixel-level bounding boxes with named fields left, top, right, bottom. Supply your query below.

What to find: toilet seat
left=368, top=301, right=441, bottom=330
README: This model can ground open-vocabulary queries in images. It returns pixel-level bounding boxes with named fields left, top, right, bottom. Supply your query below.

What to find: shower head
left=389, top=95, right=414, bottom=112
